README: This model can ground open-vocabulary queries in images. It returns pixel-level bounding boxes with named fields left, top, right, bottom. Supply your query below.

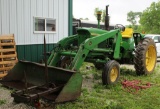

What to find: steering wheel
left=114, top=24, right=125, bottom=32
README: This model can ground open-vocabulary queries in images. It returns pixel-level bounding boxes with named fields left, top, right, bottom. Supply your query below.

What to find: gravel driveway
left=0, top=85, right=34, bottom=109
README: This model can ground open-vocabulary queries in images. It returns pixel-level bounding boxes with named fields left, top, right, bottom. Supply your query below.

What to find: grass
left=0, top=100, right=6, bottom=105
left=56, top=63, right=160, bottom=109
left=0, top=85, right=8, bottom=106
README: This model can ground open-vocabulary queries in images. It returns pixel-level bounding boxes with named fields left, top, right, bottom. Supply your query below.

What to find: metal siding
left=68, top=0, right=73, bottom=36
left=48, top=0, right=54, bottom=18
left=42, top=0, right=48, bottom=17
left=53, top=0, right=59, bottom=43
left=30, top=0, right=38, bottom=44
left=31, top=45, right=38, bottom=62
left=37, top=44, right=43, bottom=62
left=6, top=0, right=10, bottom=33
left=24, top=0, right=31, bottom=44
left=58, top=0, right=64, bottom=41
left=0, top=0, right=70, bottom=62
left=9, top=0, right=17, bottom=42
left=28, top=0, right=69, bottom=44
left=17, top=0, right=25, bottom=45
left=36, top=0, right=43, bottom=44
left=36, top=0, right=43, bottom=19
left=48, top=44, right=54, bottom=52
left=1, top=0, right=10, bottom=34
left=0, top=0, right=69, bottom=44
left=31, top=0, right=39, bottom=60
left=48, top=0, right=54, bottom=43
left=25, top=45, right=32, bottom=61
left=17, top=44, right=55, bottom=62
left=17, top=45, right=25, bottom=60
left=9, top=0, right=14, bottom=33
left=42, top=0, right=49, bottom=42
left=64, top=0, right=68, bottom=37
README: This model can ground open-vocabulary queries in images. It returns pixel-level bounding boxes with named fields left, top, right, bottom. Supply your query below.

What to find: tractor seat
left=121, top=28, right=133, bottom=38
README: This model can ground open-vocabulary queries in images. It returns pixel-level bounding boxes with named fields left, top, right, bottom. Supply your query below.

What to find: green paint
left=71, top=45, right=90, bottom=70
left=68, top=0, right=73, bottom=35
left=16, top=44, right=55, bottom=63
left=96, top=11, right=102, bottom=29
left=16, top=46, right=24, bottom=60
left=47, top=27, right=144, bottom=71
left=56, top=73, right=82, bottom=102
left=25, top=45, right=31, bottom=61
left=113, top=32, right=122, bottom=59
left=31, top=45, right=38, bottom=62
left=48, top=28, right=124, bottom=70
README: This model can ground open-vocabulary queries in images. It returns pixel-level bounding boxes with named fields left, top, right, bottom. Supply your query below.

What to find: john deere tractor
left=0, top=6, right=157, bottom=105
left=47, top=25, right=156, bottom=85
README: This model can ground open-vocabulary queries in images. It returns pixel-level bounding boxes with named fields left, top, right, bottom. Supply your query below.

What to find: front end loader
left=0, top=60, right=82, bottom=103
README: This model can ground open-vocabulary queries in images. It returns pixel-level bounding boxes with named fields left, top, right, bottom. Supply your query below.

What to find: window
left=34, top=17, right=56, bottom=33
left=154, top=36, right=160, bottom=42
left=154, top=36, right=158, bottom=40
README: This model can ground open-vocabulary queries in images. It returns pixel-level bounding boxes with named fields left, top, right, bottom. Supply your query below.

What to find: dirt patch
left=120, top=64, right=135, bottom=70
left=82, top=74, right=95, bottom=91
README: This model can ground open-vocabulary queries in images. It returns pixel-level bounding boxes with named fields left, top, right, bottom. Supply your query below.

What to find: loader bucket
left=0, top=61, right=82, bottom=103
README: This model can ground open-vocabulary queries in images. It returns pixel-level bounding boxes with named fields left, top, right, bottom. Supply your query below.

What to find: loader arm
left=70, top=29, right=122, bottom=70
left=48, top=35, right=78, bottom=65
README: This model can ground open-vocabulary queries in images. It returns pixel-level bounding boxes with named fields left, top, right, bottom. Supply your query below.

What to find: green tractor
left=0, top=6, right=157, bottom=105
left=47, top=25, right=157, bottom=85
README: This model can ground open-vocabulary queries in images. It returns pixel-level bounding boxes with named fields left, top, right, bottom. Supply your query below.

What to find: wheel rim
left=110, top=66, right=118, bottom=82
left=145, top=45, right=156, bottom=72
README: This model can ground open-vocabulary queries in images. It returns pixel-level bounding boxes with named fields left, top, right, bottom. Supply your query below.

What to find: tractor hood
left=77, top=28, right=108, bottom=37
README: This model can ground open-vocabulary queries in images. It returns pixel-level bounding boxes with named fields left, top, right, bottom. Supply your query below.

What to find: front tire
left=102, top=60, right=120, bottom=85
left=134, top=38, right=157, bottom=75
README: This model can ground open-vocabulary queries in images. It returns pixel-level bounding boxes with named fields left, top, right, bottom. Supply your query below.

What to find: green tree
left=84, top=18, right=89, bottom=20
left=79, top=18, right=89, bottom=20
left=139, top=1, right=160, bottom=34
left=79, top=18, right=84, bottom=20
left=101, top=10, right=106, bottom=23
left=127, top=11, right=142, bottom=26
left=127, top=11, right=142, bottom=32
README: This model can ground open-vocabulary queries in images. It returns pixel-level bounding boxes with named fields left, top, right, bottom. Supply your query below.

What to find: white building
left=0, top=0, right=73, bottom=62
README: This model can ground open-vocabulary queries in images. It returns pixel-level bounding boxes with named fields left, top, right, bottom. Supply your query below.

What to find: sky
left=73, top=0, right=159, bottom=25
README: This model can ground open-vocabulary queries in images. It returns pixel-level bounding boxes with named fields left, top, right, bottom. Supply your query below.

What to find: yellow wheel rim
left=145, top=45, right=156, bottom=72
left=110, top=66, right=118, bottom=82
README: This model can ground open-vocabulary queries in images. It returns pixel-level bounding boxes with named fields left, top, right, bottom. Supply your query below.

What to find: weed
left=0, top=100, right=6, bottom=105
left=81, top=88, right=89, bottom=95
left=93, top=72, right=101, bottom=80
left=84, top=75, right=91, bottom=79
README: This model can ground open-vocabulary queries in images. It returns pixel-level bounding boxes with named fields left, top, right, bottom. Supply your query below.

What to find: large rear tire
left=102, top=60, right=120, bottom=85
left=134, top=38, right=157, bottom=75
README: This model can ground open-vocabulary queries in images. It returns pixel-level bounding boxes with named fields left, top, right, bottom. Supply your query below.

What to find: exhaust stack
left=105, top=5, right=109, bottom=30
